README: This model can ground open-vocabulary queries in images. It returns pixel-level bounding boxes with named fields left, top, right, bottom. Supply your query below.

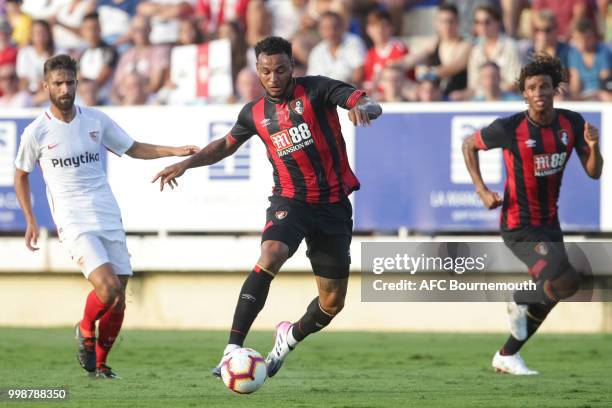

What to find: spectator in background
left=531, top=0, right=592, bottom=41
left=473, top=61, right=521, bottom=101
left=267, top=0, right=308, bottom=40
left=443, top=0, right=501, bottom=38
left=307, top=11, right=365, bottom=85
left=412, top=75, right=444, bottom=102
left=458, top=5, right=520, bottom=100
left=218, top=21, right=248, bottom=89
left=568, top=19, right=611, bottom=101
left=112, top=15, right=170, bottom=102
left=521, top=10, right=571, bottom=68
left=76, top=77, right=99, bottom=106
left=0, top=63, right=32, bottom=107
left=0, top=16, right=17, bottom=66
left=137, top=0, right=195, bottom=45
left=16, top=19, right=58, bottom=105
left=228, top=66, right=263, bottom=103
left=95, top=0, right=139, bottom=45
left=5, top=0, right=31, bottom=47
left=78, top=11, right=118, bottom=104
left=363, top=9, right=408, bottom=93
left=377, top=65, right=409, bottom=102
left=176, top=17, right=204, bottom=46
left=47, top=0, right=92, bottom=52
left=397, top=3, right=471, bottom=97
left=195, top=0, right=249, bottom=39
left=118, top=72, right=152, bottom=105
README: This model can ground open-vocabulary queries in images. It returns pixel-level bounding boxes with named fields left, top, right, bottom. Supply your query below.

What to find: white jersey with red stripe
left=14, top=105, right=134, bottom=242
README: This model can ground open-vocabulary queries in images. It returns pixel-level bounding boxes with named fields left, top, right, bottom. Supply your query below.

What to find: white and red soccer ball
left=220, top=348, right=267, bottom=394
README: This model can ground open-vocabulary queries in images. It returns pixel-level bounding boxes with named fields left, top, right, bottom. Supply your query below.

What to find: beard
left=50, top=92, right=76, bottom=112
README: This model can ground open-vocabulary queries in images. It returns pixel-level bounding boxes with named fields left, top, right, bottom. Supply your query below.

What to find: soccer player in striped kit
left=153, top=36, right=382, bottom=378
left=14, top=55, right=198, bottom=378
left=462, top=54, right=603, bottom=375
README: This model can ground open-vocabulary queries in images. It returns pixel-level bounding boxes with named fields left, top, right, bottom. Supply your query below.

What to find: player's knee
left=551, top=266, right=581, bottom=299
left=259, top=241, right=289, bottom=272
left=97, top=280, right=123, bottom=305
left=319, top=292, right=345, bottom=316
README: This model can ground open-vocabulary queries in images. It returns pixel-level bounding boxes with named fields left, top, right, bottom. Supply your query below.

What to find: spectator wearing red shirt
left=531, top=0, right=592, bottom=41
left=0, top=16, right=17, bottom=66
left=363, top=9, right=409, bottom=93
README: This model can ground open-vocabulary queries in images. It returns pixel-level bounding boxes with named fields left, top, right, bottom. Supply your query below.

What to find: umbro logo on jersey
left=47, top=143, right=60, bottom=150
left=89, top=131, right=99, bottom=141
left=525, top=139, right=536, bottom=148
left=260, top=118, right=271, bottom=127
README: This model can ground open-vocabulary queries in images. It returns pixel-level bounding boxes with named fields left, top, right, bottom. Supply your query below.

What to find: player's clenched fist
left=152, top=161, right=188, bottom=191
left=584, top=122, right=599, bottom=148
left=477, top=189, right=502, bottom=210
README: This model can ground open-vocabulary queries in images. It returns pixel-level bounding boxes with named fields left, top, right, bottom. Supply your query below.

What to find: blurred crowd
left=0, top=0, right=610, bottom=108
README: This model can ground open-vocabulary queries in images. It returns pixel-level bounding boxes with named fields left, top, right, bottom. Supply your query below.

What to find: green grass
left=0, top=328, right=611, bottom=408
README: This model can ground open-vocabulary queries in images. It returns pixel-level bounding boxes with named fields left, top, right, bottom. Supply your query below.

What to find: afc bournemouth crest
left=275, top=210, right=288, bottom=220
left=89, top=131, right=99, bottom=141
left=558, top=129, right=569, bottom=145
left=534, top=242, right=549, bottom=256
left=289, top=98, right=304, bottom=115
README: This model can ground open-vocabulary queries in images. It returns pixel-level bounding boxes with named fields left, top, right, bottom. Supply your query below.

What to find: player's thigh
left=261, top=196, right=309, bottom=264
left=502, top=225, right=568, bottom=280
left=67, top=233, right=112, bottom=280
left=101, top=237, right=133, bottom=279
left=306, top=232, right=352, bottom=280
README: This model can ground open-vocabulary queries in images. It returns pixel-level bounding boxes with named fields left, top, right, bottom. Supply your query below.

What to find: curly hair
left=254, top=36, right=292, bottom=59
left=517, top=53, right=568, bottom=92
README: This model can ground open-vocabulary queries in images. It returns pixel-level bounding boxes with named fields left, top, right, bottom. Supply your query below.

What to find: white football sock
left=287, top=325, right=299, bottom=348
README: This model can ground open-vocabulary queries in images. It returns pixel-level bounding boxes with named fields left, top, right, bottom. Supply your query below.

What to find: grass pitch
left=0, top=328, right=610, bottom=408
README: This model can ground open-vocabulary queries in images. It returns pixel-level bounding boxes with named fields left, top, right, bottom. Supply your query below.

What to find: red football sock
left=96, top=306, right=125, bottom=368
left=80, top=290, right=112, bottom=338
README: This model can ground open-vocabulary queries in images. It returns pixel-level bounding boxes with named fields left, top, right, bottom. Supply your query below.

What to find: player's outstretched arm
left=462, top=135, right=502, bottom=210
left=579, top=122, right=604, bottom=179
left=125, top=142, right=200, bottom=160
left=151, top=136, right=244, bottom=191
left=348, top=96, right=382, bottom=127
left=13, top=169, right=40, bottom=251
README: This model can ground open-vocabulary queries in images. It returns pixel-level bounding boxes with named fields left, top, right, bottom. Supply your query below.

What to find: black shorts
left=501, top=222, right=568, bottom=281
left=261, top=196, right=353, bottom=279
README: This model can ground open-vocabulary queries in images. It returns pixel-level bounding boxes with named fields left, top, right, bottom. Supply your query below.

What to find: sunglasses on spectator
left=534, top=27, right=554, bottom=33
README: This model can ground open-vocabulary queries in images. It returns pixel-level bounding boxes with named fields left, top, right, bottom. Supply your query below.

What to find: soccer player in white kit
left=13, top=55, right=198, bottom=379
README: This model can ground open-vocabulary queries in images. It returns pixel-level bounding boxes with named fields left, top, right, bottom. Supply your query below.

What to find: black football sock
left=500, top=302, right=557, bottom=355
left=291, top=297, right=335, bottom=342
left=228, top=267, right=274, bottom=346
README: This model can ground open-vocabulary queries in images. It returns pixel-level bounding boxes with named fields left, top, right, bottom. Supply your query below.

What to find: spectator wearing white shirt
left=0, top=63, right=33, bottom=107
left=16, top=19, right=60, bottom=105
left=137, top=0, right=195, bottom=45
left=306, top=11, right=365, bottom=86
left=78, top=11, right=118, bottom=104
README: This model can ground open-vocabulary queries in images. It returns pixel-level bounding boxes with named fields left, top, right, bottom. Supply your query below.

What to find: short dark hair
left=82, top=11, right=100, bottom=23
left=319, top=11, right=343, bottom=25
left=44, top=54, right=77, bottom=78
left=255, top=36, right=292, bottom=59
left=438, top=3, right=458, bottom=17
left=367, top=9, right=392, bottom=25
left=517, top=53, right=567, bottom=92
left=574, top=18, right=596, bottom=35
left=474, top=5, right=501, bottom=22
left=480, top=61, right=500, bottom=72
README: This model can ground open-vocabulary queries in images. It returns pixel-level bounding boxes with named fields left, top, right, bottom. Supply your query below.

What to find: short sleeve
left=476, top=118, right=510, bottom=150
left=102, top=46, right=119, bottom=67
left=567, top=47, right=581, bottom=69
left=568, top=111, right=589, bottom=157
left=100, top=112, right=134, bottom=156
left=228, top=103, right=255, bottom=144
left=14, top=125, right=40, bottom=173
left=314, top=76, right=366, bottom=109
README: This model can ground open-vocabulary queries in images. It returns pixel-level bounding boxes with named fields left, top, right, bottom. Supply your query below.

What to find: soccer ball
left=220, top=348, right=267, bottom=394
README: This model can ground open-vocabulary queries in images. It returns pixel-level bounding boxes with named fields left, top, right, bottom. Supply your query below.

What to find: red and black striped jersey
left=475, top=109, right=590, bottom=230
left=227, top=76, right=365, bottom=204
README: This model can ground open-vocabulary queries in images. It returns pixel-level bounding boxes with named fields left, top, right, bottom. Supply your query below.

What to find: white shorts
left=66, top=230, right=133, bottom=279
